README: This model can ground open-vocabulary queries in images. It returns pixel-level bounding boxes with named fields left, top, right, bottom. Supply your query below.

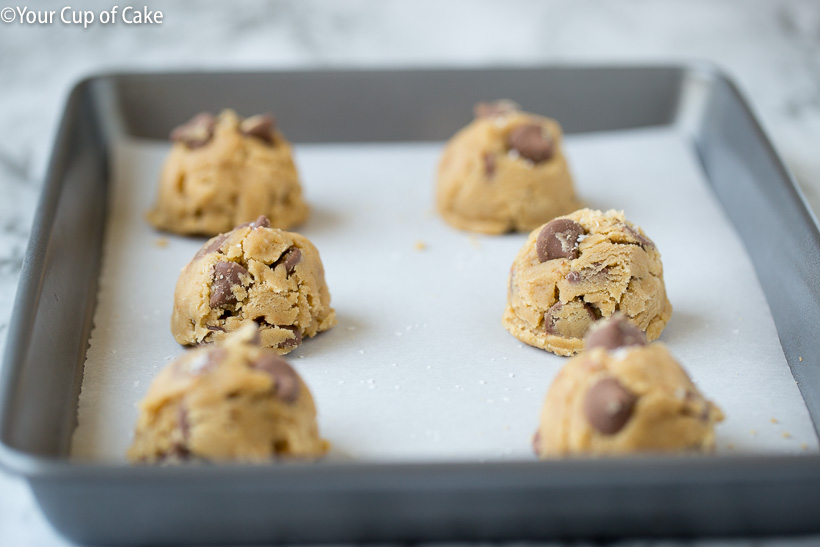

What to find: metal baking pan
left=1, top=65, right=819, bottom=544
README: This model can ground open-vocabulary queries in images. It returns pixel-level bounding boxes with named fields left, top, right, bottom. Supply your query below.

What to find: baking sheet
left=70, top=127, right=819, bottom=462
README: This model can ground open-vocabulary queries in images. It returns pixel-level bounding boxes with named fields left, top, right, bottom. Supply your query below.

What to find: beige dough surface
left=128, top=325, right=328, bottom=463
left=148, top=109, right=308, bottom=236
left=436, top=102, right=580, bottom=234
left=534, top=332, right=723, bottom=457
left=171, top=215, right=336, bottom=353
left=503, top=208, right=672, bottom=356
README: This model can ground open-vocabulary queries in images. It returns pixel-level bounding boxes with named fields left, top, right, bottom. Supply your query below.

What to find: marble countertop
left=2, top=0, right=820, bottom=544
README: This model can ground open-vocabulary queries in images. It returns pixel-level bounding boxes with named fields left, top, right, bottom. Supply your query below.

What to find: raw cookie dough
left=436, top=100, right=580, bottom=234
left=128, top=325, right=328, bottom=463
left=148, top=110, right=309, bottom=236
left=171, top=215, right=336, bottom=353
left=503, top=208, right=672, bottom=356
left=533, top=315, right=723, bottom=457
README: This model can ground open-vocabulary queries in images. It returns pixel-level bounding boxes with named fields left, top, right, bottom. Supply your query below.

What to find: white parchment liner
left=71, top=128, right=818, bottom=462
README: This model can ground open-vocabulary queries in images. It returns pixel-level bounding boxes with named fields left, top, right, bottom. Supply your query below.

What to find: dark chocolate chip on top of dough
left=536, top=218, right=586, bottom=262
left=251, top=354, right=300, bottom=403
left=585, top=315, right=647, bottom=351
left=238, top=215, right=271, bottom=230
left=507, top=123, right=554, bottom=164
left=170, top=112, right=216, bottom=149
left=193, top=232, right=230, bottom=260
left=239, top=114, right=276, bottom=144
left=210, top=261, right=249, bottom=308
left=583, top=377, right=637, bottom=435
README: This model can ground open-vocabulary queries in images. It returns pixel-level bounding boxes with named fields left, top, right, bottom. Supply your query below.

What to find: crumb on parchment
left=155, top=237, right=169, bottom=248
left=414, top=240, right=427, bottom=251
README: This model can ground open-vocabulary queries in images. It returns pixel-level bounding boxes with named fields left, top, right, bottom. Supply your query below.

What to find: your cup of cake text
left=1, top=6, right=163, bottom=27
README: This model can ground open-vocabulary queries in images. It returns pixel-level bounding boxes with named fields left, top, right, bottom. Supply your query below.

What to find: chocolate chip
left=206, top=325, right=226, bottom=333
left=544, top=300, right=596, bottom=339
left=507, top=123, right=554, bottom=163
left=272, top=247, right=302, bottom=276
left=249, top=215, right=270, bottom=228
left=567, top=265, right=611, bottom=284
left=238, top=215, right=271, bottom=230
left=584, top=315, right=647, bottom=351
left=276, top=325, right=302, bottom=349
left=209, top=261, right=249, bottom=308
left=623, top=224, right=655, bottom=249
left=170, top=112, right=216, bottom=149
left=474, top=100, right=520, bottom=119
left=178, top=406, right=190, bottom=441
left=251, top=354, right=300, bottom=403
left=566, top=271, right=582, bottom=284
left=483, top=152, right=496, bottom=179
left=194, top=233, right=230, bottom=260
left=584, top=377, right=637, bottom=435
left=239, top=114, right=276, bottom=144
left=536, top=219, right=585, bottom=262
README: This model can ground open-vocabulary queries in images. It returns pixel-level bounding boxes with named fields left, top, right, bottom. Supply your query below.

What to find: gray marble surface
left=2, top=0, right=820, bottom=544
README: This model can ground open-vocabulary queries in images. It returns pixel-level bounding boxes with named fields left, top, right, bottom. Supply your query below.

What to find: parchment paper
left=70, top=127, right=819, bottom=462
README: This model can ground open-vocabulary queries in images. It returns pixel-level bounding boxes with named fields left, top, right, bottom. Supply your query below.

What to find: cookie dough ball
left=503, top=208, right=672, bottom=356
left=171, top=215, right=336, bottom=353
left=533, top=316, right=723, bottom=457
left=436, top=100, right=580, bottom=234
left=147, top=110, right=309, bottom=236
left=128, top=325, right=328, bottom=463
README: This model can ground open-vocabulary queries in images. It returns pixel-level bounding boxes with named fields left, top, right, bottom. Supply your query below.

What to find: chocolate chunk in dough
left=239, top=215, right=271, bottom=229
left=623, top=224, right=655, bottom=249
left=272, top=247, right=302, bottom=276
left=585, top=315, right=647, bottom=351
left=507, top=123, right=554, bottom=163
left=544, top=300, right=596, bottom=339
left=210, top=261, right=249, bottom=308
left=171, top=112, right=216, bottom=149
left=251, top=354, right=300, bottom=403
left=537, top=219, right=585, bottom=262
left=584, top=377, right=637, bottom=435
left=276, top=326, right=303, bottom=349
left=194, top=233, right=230, bottom=261
left=239, top=114, right=276, bottom=144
